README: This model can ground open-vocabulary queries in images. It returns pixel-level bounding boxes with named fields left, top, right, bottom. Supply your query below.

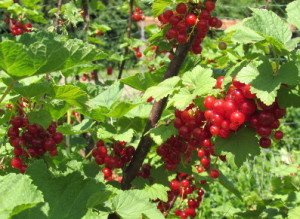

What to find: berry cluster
left=132, top=46, right=142, bottom=58
left=158, top=1, right=222, bottom=54
left=157, top=105, right=214, bottom=171
left=4, top=17, right=32, bottom=36
left=156, top=173, right=205, bottom=218
left=204, top=75, right=285, bottom=148
left=92, top=140, right=135, bottom=181
left=8, top=116, right=63, bottom=173
left=132, top=7, right=146, bottom=21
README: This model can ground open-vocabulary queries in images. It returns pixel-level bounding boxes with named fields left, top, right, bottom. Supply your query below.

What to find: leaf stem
left=0, top=82, right=15, bottom=104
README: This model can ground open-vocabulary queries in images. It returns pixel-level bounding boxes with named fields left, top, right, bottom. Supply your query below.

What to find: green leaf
left=0, top=173, right=43, bottom=219
left=168, top=88, right=196, bottom=110
left=0, top=32, right=104, bottom=79
left=57, top=119, right=95, bottom=135
left=288, top=206, right=300, bottom=219
left=287, top=0, right=300, bottom=31
left=46, top=100, right=69, bottom=121
left=28, top=109, right=52, bottom=129
left=143, top=76, right=181, bottom=101
left=182, top=65, right=216, bottom=96
left=97, top=123, right=134, bottom=142
left=244, top=8, right=292, bottom=50
left=0, top=0, right=13, bottom=8
left=277, top=87, right=300, bottom=108
left=144, top=184, right=169, bottom=202
left=231, top=24, right=265, bottom=44
left=13, top=82, right=52, bottom=98
left=62, top=2, right=84, bottom=26
left=152, top=0, right=172, bottom=16
left=111, top=190, right=164, bottom=219
left=214, top=128, right=260, bottom=167
left=236, top=60, right=299, bottom=105
left=149, top=125, right=178, bottom=145
left=20, top=0, right=42, bottom=8
left=120, top=72, right=163, bottom=92
left=16, top=160, right=107, bottom=219
left=218, top=172, right=243, bottom=200
left=107, top=102, right=140, bottom=118
left=53, top=85, right=88, bottom=108
left=89, top=82, right=123, bottom=109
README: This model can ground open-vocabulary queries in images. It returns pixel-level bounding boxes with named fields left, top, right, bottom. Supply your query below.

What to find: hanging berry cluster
left=157, top=75, right=285, bottom=179
left=158, top=1, right=222, bottom=54
left=132, top=7, right=146, bottom=21
left=4, top=17, right=32, bottom=36
left=205, top=75, right=286, bottom=146
left=8, top=116, right=63, bottom=173
left=156, top=173, right=205, bottom=218
left=92, top=140, right=135, bottom=181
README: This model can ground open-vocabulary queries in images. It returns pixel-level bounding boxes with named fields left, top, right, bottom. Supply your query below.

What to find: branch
left=54, top=0, right=63, bottom=33
left=82, top=0, right=89, bottom=30
left=264, top=0, right=272, bottom=9
left=121, top=37, right=195, bottom=190
left=117, top=0, right=134, bottom=80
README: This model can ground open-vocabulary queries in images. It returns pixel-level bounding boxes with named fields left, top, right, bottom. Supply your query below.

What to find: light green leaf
left=288, top=206, right=300, bottom=219
left=13, top=82, right=52, bottom=98
left=20, top=0, right=42, bottom=8
left=0, top=0, right=13, bottom=8
left=287, top=0, right=300, bottom=31
left=57, top=119, right=95, bottom=135
left=231, top=24, right=265, bottom=44
left=62, top=2, right=84, bottom=26
left=168, top=88, right=196, bottom=110
left=182, top=65, right=216, bottom=96
left=53, top=85, right=88, bottom=108
left=107, top=102, right=140, bottom=118
left=28, top=109, right=52, bottom=129
left=149, top=125, right=178, bottom=145
left=120, top=72, right=163, bottom=92
left=244, top=8, right=292, bottom=50
left=0, top=173, right=43, bottom=219
left=89, top=82, right=123, bottom=109
left=152, top=0, right=172, bottom=16
left=214, top=128, right=260, bottom=167
left=97, top=123, right=134, bottom=142
left=236, top=60, right=300, bottom=105
left=111, top=190, right=164, bottom=219
left=143, top=76, right=181, bottom=101
left=144, top=184, right=169, bottom=202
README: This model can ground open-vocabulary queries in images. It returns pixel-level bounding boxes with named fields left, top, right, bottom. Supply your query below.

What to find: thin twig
left=264, top=0, right=272, bottom=9
left=54, top=0, right=63, bottom=33
left=82, top=0, right=89, bottom=30
left=117, top=0, right=134, bottom=80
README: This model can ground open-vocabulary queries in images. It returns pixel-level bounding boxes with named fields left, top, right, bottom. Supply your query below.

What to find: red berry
left=257, top=126, right=272, bottom=137
left=274, top=130, right=284, bottom=140
left=170, top=180, right=180, bottom=190
left=204, top=96, right=215, bottom=109
left=232, top=75, right=245, bottom=89
left=230, top=111, right=245, bottom=125
left=216, top=76, right=225, bottom=89
left=176, top=3, right=187, bottom=14
left=197, top=149, right=206, bottom=158
left=259, top=137, right=271, bottom=148
left=181, top=179, right=190, bottom=188
left=102, top=168, right=112, bottom=177
left=107, top=67, right=113, bottom=75
left=185, top=14, right=197, bottom=26
left=52, top=132, right=63, bottom=144
left=200, top=157, right=210, bottom=166
left=210, top=169, right=220, bottom=178
left=11, top=157, right=23, bottom=169
left=135, top=51, right=142, bottom=58
left=205, top=1, right=216, bottom=11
